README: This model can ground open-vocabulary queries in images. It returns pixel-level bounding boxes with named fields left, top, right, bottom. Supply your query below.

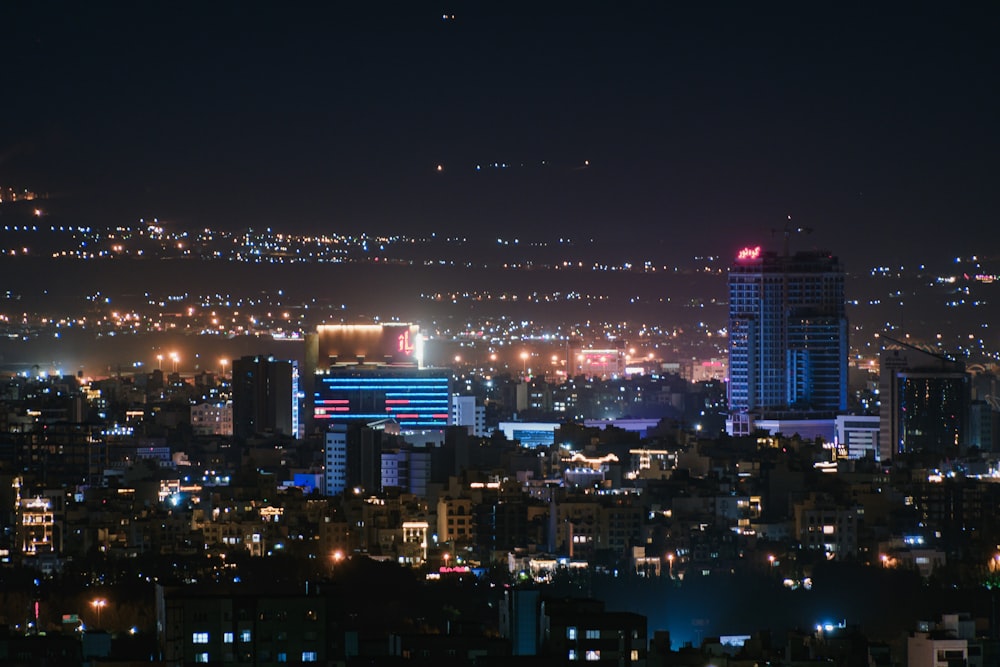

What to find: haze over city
left=3, top=2, right=998, bottom=266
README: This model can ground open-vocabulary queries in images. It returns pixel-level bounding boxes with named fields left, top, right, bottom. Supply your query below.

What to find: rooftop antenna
left=771, top=215, right=813, bottom=257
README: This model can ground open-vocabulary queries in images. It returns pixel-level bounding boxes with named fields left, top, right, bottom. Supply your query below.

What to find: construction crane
left=874, top=332, right=958, bottom=364
left=771, top=215, right=812, bottom=257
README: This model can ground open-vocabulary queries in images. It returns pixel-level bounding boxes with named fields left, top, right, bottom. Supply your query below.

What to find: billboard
left=315, top=324, right=422, bottom=368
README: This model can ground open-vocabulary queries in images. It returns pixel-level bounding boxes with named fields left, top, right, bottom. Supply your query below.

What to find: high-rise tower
left=231, top=355, right=298, bottom=440
left=727, top=247, right=848, bottom=435
left=878, top=341, right=968, bottom=462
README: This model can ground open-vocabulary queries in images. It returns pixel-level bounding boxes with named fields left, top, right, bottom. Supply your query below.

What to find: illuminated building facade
left=896, top=372, right=968, bottom=456
left=17, top=496, right=58, bottom=560
left=304, top=324, right=448, bottom=434
left=450, top=395, right=486, bottom=437
left=792, top=493, right=859, bottom=559
left=324, top=420, right=397, bottom=496
left=308, top=323, right=423, bottom=370
left=878, top=346, right=969, bottom=461
left=156, top=585, right=328, bottom=666
left=191, top=402, right=233, bottom=436
left=568, top=345, right=626, bottom=380
left=314, top=370, right=450, bottom=431
left=380, top=446, right=432, bottom=496
left=437, top=496, right=475, bottom=545
left=540, top=598, right=647, bottom=665
left=728, top=248, right=847, bottom=435
left=834, top=415, right=880, bottom=459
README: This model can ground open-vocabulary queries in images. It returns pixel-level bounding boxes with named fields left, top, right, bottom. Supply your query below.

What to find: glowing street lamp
left=169, top=352, right=179, bottom=373
left=328, top=549, right=345, bottom=580
left=520, top=351, right=529, bottom=376
left=91, top=598, right=107, bottom=628
left=220, top=358, right=228, bottom=378
left=156, top=354, right=163, bottom=370
left=666, top=552, right=674, bottom=578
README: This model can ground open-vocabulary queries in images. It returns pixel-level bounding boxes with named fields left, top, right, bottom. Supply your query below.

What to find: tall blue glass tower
left=728, top=248, right=847, bottom=434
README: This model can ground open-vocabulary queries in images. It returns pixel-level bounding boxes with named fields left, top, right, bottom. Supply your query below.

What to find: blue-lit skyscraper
left=728, top=247, right=847, bottom=435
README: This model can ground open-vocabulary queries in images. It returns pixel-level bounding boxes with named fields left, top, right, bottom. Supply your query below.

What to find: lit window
left=631, top=649, right=639, bottom=660
left=240, top=630, right=251, bottom=642
left=223, top=632, right=234, bottom=644
left=586, top=649, right=601, bottom=660
left=277, top=653, right=287, bottom=663
left=585, top=629, right=599, bottom=639
left=195, top=653, right=209, bottom=663
left=569, top=649, right=578, bottom=660
left=567, top=627, right=577, bottom=640
left=192, top=632, right=209, bottom=644
left=302, top=651, right=318, bottom=662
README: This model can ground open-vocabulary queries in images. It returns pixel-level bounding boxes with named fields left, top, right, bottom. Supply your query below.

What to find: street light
left=169, top=352, right=179, bottom=373
left=666, top=552, right=674, bottom=579
left=220, top=358, right=228, bottom=378
left=91, top=598, right=107, bottom=628
left=520, top=352, right=529, bottom=377
left=156, top=354, right=163, bottom=370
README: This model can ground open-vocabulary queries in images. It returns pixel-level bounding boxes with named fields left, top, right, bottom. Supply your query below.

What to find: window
left=192, top=632, right=209, bottom=644
left=240, top=630, right=251, bottom=643
left=195, top=653, right=209, bottom=663
left=223, top=632, right=234, bottom=644
left=631, top=649, right=639, bottom=660
left=585, top=629, right=600, bottom=639
left=569, top=649, right=578, bottom=660
left=277, top=652, right=287, bottom=663
left=302, top=651, right=318, bottom=662
left=586, top=649, right=601, bottom=661
left=567, top=627, right=577, bottom=640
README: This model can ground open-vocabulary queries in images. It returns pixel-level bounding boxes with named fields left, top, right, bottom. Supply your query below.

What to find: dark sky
left=2, top=2, right=997, bottom=265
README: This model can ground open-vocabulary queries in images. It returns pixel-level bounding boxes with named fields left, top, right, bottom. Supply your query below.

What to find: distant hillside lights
left=0, top=187, right=39, bottom=203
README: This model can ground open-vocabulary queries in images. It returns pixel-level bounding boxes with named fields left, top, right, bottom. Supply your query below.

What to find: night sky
left=3, top=2, right=997, bottom=265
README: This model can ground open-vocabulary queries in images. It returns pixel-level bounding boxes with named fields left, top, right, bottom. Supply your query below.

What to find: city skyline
left=4, top=5, right=1000, bottom=662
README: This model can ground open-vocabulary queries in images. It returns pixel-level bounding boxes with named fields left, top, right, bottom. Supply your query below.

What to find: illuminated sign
left=316, top=324, right=422, bottom=368
left=737, top=246, right=762, bottom=261
left=397, top=329, right=415, bottom=356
